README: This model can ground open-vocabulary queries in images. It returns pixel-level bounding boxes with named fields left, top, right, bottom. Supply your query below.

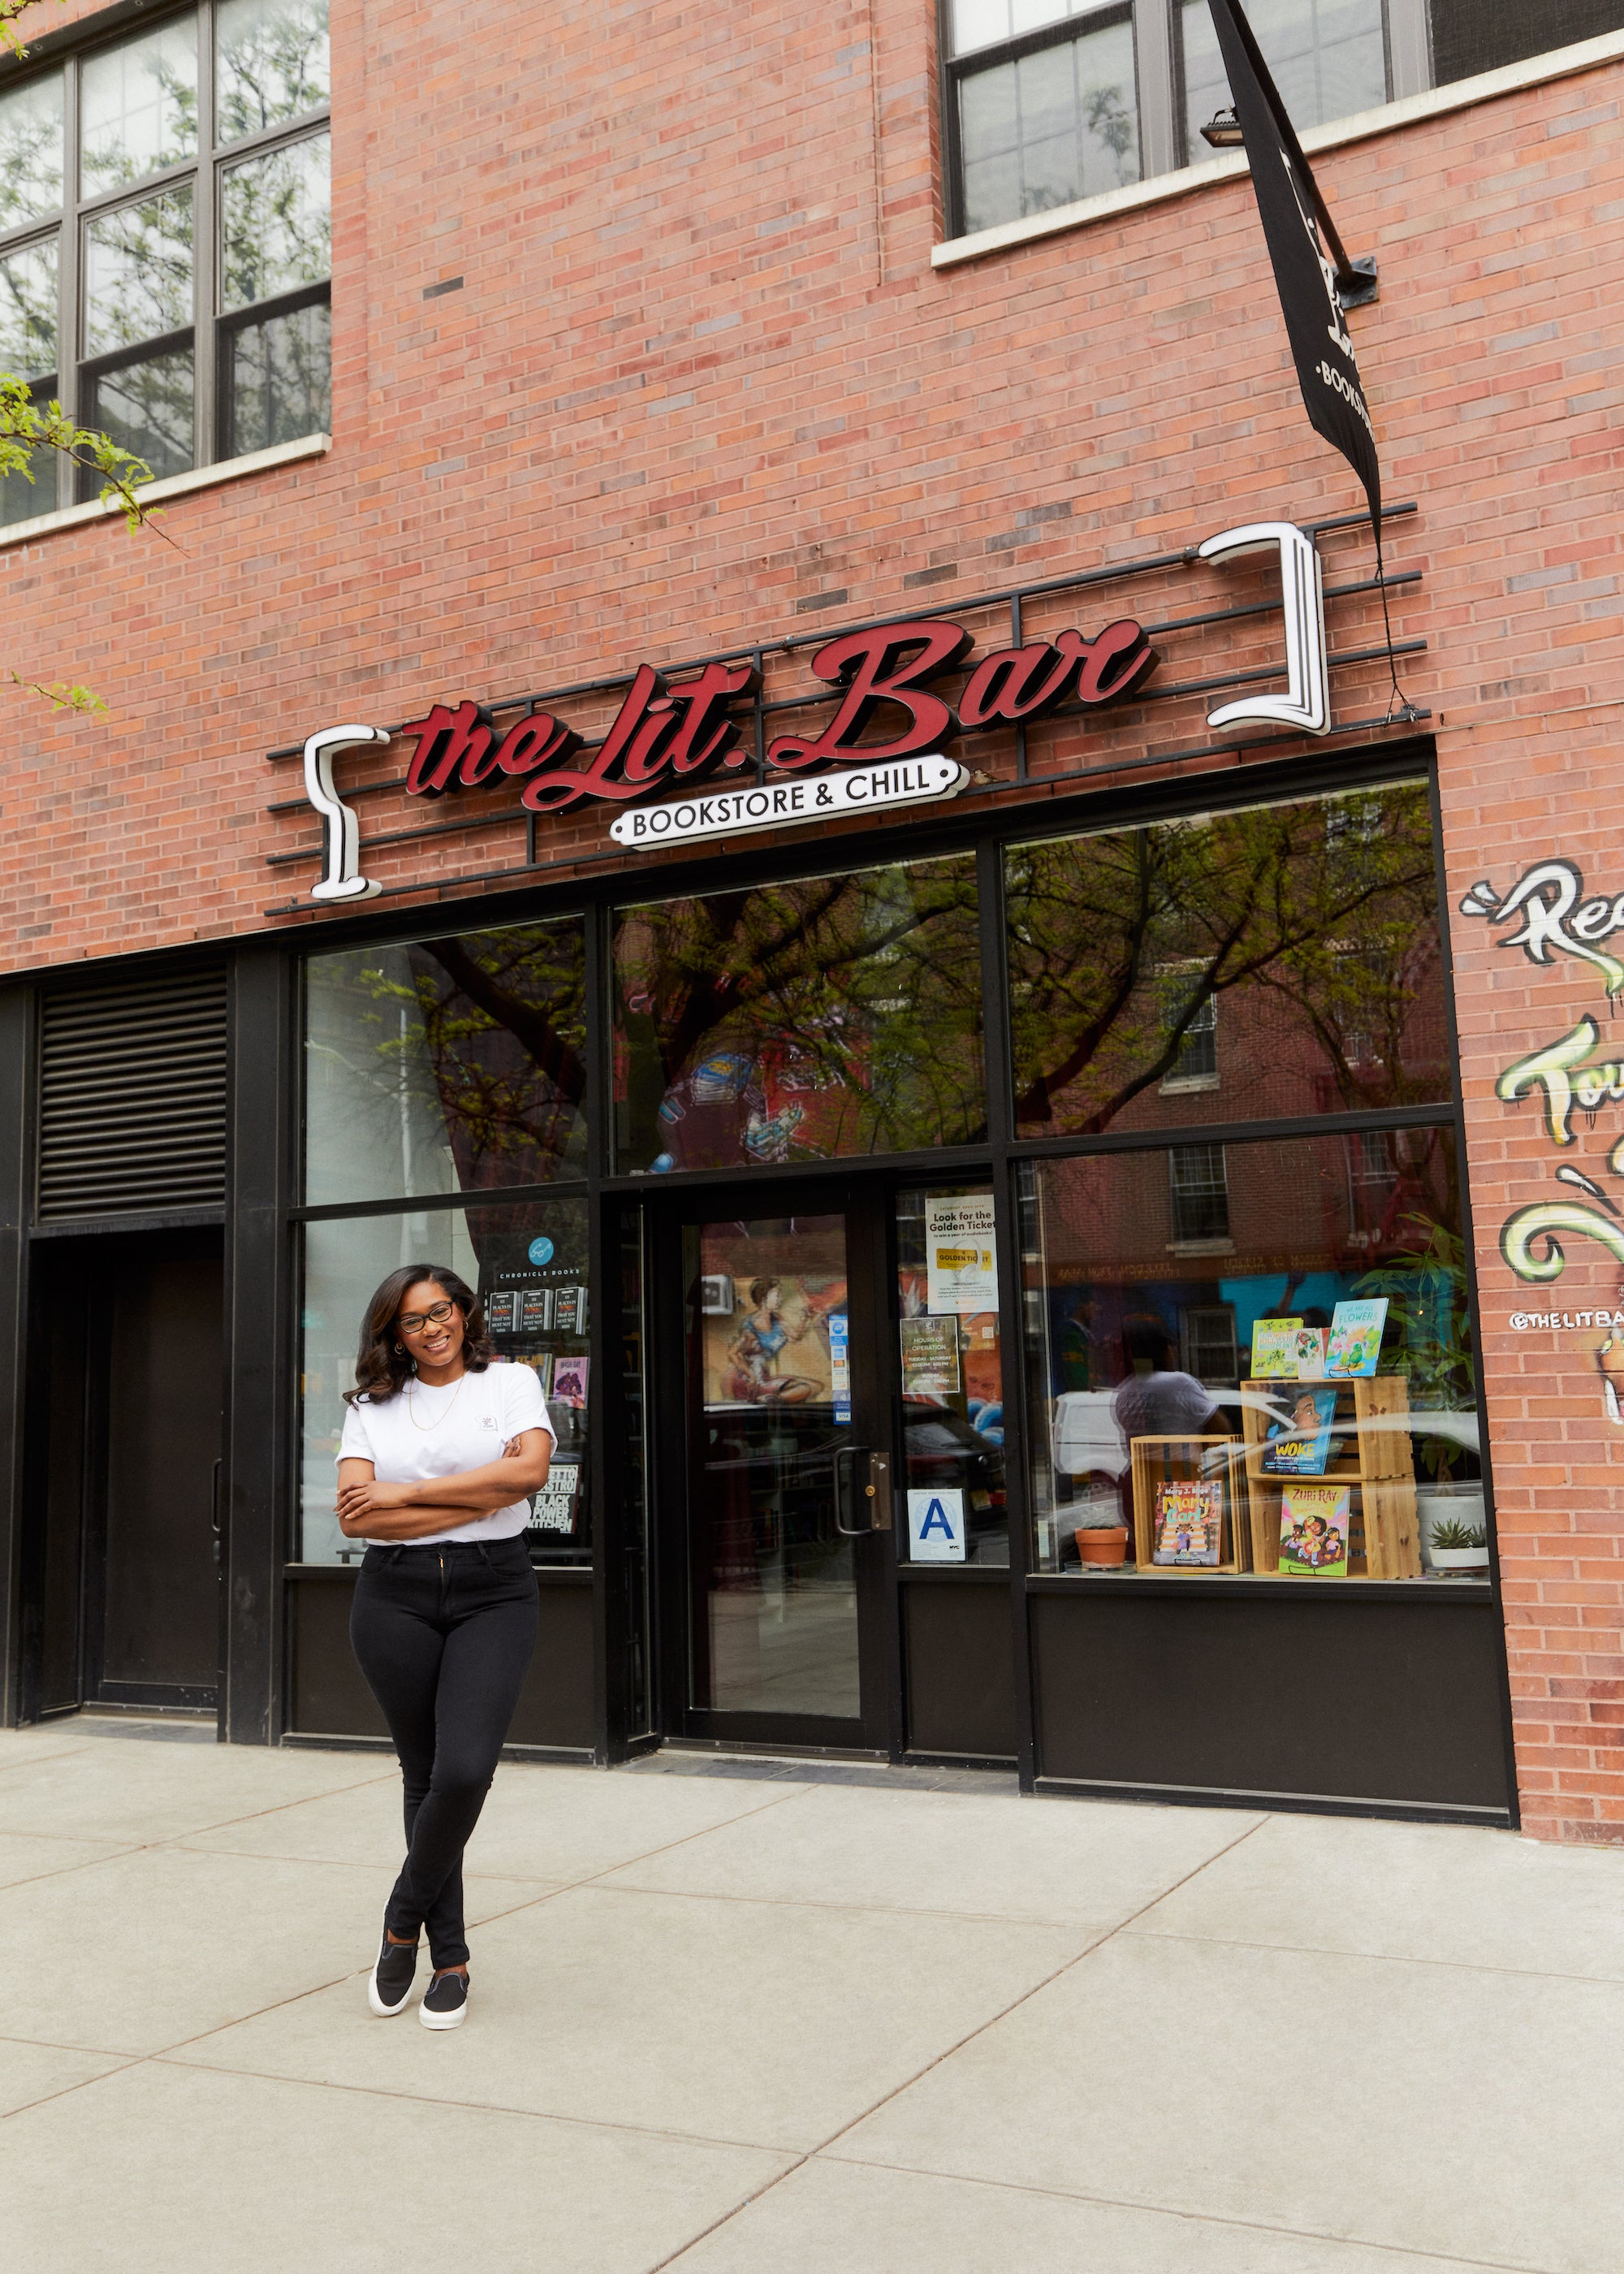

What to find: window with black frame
left=297, top=916, right=598, bottom=1572
left=0, top=0, right=330, bottom=526
left=1012, top=782, right=1488, bottom=1589
left=944, top=2, right=1622, bottom=238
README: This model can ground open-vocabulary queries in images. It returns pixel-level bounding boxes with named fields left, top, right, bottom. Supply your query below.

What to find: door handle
left=210, top=1458, right=222, bottom=1536
left=834, top=1444, right=870, bottom=1537
left=835, top=1446, right=892, bottom=1536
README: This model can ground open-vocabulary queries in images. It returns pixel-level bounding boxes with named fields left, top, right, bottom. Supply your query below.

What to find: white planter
left=1416, top=1486, right=1487, bottom=1573
left=1429, top=1546, right=1489, bottom=1574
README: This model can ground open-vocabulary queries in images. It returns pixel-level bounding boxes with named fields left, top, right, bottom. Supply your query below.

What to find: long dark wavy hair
left=344, top=1264, right=494, bottom=1405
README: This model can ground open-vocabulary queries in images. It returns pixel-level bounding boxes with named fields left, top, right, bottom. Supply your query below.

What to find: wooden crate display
left=1127, top=1434, right=1248, bottom=1574
left=1241, top=1376, right=1421, bottom=1579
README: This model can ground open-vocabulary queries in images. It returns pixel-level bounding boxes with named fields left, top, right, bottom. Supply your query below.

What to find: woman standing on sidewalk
left=335, top=1264, right=553, bottom=2030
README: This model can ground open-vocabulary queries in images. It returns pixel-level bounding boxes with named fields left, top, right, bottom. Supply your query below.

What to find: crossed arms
left=335, top=1429, right=552, bottom=1541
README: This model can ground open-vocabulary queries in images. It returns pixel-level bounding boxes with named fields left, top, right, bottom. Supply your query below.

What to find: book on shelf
left=1250, top=1317, right=1302, bottom=1379
left=1261, top=1388, right=1338, bottom=1476
left=1294, top=1326, right=1327, bottom=1379
left=485, top=1288, right=517, bottom=1334
left=1152, top=1478, right=1224, bottom=1567
left=1279, top=1483, right=1351, bottom=1576
left=1326, top=1298, right=1388, bottom=1378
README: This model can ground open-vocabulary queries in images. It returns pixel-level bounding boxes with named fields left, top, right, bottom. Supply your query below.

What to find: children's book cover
left=1279, top=1483, right=1351, bottom=1575
left=1326, top=1299, right=1388, bottom=1378
left=1294, top=1326, right=1327, bottom=1380
left=1153, top=1479, right=1224, bottom=1567
left=1262, top=1388, right=1338, bottom=1476
left=1250, top=1317, right=1302, bottom=1379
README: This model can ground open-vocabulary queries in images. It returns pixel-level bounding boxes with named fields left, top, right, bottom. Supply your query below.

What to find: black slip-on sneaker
left=368, top=1932, right=418, bottom=2017
left=420, top=1967, right=469, bottom=2030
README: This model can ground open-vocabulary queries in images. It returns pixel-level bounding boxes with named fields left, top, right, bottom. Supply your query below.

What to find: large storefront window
left=611, top=854, right=984, bottom=1172
left=300, top=914, right=594, bottom=1572
left=304, top=918, right=588, bottom=1204
left=1022, top=1127, right=1484, bottom=1580
left=299, top=1200, right=593, bottom=1568
left=1005, top=783, right=1449, bottom=1137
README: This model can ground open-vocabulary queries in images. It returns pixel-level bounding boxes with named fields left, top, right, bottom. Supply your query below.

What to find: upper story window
left=0, top=0, right=329, bottom=525
left=944, top=1, right=1624, bottom=238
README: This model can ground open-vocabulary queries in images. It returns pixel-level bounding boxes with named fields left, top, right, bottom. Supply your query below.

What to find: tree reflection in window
left=304, top=919, right=589, bottom=1206
left=1006, top=784, right=1448, bottom=1136
left=613, top=857, right=985, bottom=1172
left=216, top=0, right=330, bottom=144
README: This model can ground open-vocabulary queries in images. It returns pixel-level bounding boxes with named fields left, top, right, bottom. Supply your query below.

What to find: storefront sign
left=291, top=517, right=1342, bottom=901
left=607, top=754, right=966, bottom=846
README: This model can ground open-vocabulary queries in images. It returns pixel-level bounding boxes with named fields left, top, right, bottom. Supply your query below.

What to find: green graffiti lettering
left=1500, top=1200, right=1624, bottom=1283
left=1497, top=1018, right=1601, bottom=1146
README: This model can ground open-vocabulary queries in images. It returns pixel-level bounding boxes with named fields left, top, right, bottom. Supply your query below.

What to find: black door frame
left=26, top=1237, right=227, bottom=1710
left=648, top=1175, right=905, bottom=1757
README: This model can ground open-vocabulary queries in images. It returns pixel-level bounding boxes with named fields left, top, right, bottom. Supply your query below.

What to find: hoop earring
left=394, top=1342, right=404, bottom=1355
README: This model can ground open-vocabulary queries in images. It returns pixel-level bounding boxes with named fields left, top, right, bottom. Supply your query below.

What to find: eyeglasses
left=396, top=1299, right=456, bottom=1335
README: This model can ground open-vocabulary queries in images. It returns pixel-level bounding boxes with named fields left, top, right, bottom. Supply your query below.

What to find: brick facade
left=6, top=4, right=1623, bottom=1834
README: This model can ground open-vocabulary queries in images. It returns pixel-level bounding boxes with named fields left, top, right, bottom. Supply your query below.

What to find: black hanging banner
left=1205, top=0, right=1381, bottom=524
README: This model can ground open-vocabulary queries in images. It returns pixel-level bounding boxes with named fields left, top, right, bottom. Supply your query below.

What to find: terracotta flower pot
left=1075, top=1525, right=1129, bottom=1566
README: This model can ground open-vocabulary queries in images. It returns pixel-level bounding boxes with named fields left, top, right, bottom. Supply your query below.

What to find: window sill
left=1167, top=1238, right=1235, bottom=1256
left=931, top=28, right=1624, bottom=270
left=0, top=430, right=331, bottom=552
left=1160, top=1074, right=1221, bottom=1096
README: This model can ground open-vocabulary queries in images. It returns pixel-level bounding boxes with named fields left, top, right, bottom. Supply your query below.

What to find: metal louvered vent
left=37, top=971, right=229, bottom=1221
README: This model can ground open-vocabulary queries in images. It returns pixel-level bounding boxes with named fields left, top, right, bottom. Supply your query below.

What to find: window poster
left=925, top=1194, right=998, bottom=1314
left=900, top=1314, right=961, bottom=1399
left=700, top=1264, right=841, bottom=1400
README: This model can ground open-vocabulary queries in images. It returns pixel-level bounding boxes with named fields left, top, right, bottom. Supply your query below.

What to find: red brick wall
left=6, top=3, right=1624, bottom=1835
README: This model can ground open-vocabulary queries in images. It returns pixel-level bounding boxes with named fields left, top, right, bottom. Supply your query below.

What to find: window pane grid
left=0, top=3, right=329, bottom=517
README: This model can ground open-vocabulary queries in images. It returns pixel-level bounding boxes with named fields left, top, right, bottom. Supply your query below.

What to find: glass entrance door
left=678, top=1202, right=889, bottom=1744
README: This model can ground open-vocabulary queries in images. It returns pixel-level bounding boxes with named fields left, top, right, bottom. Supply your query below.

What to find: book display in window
left=1242, top=1376, right=1420, bottom=1577
left=481, top=1268, right=591, bottom=1559
left=1128, top=1434, right=1247, bottom=1573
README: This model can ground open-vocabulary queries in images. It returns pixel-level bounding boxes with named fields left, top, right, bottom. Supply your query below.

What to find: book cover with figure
left=1279, top=1483, right=1351, bottom=1575
left=550, top=1356, right=590, bottom=1407
left=1250, top=1317, right=1302, bottom=1379
left=1262, top=1388, right=1338, bottom=1476
left=1326, top=1299, right=1388, bottom=1378
left=1153, top=1478, right=1224, bottom=1566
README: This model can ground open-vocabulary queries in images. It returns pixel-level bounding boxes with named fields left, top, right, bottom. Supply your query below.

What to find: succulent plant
left=1430, top=1518, right=1488, bottom=1551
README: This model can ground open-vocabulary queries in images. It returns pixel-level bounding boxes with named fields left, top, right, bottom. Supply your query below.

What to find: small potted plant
left=1427, top=1517, right=1489, bottom=1575
left=1073, top=1498, right=1129, bottom=1566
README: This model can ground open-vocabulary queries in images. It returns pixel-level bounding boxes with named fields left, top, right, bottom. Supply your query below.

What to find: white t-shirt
left=336, top=1360, right=555, bottom=1545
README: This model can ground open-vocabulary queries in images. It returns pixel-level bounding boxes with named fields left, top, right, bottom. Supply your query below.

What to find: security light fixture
left=1201, top=106, right=1245, bottom=148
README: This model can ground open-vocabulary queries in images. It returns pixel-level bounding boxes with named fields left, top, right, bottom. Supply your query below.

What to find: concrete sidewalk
left=0, top=1721, right=1616, bottom=2274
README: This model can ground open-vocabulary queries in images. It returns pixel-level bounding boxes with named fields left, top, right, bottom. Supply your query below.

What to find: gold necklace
left=405, top=1368, right=469, bottom=1430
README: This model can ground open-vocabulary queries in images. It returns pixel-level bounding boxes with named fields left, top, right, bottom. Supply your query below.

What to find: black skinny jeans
left=349, top=1537, right=538, bottom=1968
